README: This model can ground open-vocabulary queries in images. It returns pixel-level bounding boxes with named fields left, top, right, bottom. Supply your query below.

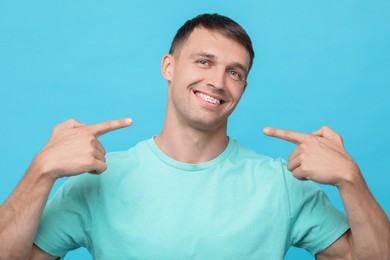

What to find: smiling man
left=0, top=14, right=389, bottom=259
left=156, top=27, right=250, bottom=162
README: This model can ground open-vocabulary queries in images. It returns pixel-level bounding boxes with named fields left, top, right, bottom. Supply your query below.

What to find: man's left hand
left=263, top=126, right=360, bottom=186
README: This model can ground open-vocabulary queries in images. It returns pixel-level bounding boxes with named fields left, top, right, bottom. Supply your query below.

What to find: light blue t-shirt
left=34, top=138, right=349, bottom=259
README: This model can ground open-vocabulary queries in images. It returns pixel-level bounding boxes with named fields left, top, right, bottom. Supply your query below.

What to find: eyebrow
left=190, top=52, right=249, bottom=76
left=190, top=52, right=216, bottom=60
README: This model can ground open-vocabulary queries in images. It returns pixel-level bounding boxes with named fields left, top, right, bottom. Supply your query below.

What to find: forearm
left=338, top=170, right=390, bottom=259
left=0, top=162, right=56, bottom=259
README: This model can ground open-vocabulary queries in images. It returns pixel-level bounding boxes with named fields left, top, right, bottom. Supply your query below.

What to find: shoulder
left=106, top=138, right=150, bottom=163
left=229, top=139, right=287, bottom=173
left=101, top=138, right=152, bottom=173
left=230, top=139, right=324, bottom=192
left=57, top=139, right=150, bottom=194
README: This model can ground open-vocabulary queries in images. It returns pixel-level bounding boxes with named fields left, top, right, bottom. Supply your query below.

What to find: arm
left=317, top=167, right=390, bottom=259
left=0, top=118, right=132, bottom=259
left=264, top=126, right=390, bottom=259
left=0, top=160, right=56, bottom=259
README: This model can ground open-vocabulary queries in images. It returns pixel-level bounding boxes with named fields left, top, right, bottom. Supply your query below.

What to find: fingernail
left=124, top=118, right=133, bottom=125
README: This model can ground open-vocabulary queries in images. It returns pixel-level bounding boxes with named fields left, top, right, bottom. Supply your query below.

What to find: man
left=0, top=13, right=389, bottom=259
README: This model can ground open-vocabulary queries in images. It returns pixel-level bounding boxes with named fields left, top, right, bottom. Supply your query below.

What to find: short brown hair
left=169, top=13, right=255, bottom=71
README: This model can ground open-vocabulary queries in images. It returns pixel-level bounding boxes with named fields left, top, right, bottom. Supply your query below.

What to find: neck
left=154, top=121, right=229, bottom=164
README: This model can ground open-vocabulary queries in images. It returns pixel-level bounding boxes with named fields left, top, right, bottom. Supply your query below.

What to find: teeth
left=195, top=92, right=221, bottom=104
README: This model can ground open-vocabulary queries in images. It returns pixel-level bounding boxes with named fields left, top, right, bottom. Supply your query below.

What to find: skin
left=0, top=26, right=388, bottom=259
left=155, top=28, right=249, bottom=164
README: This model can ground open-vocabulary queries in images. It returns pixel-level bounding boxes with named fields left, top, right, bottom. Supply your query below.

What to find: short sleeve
left=34, top=173, right=100, bottom=258
left=280, top=161, right=350, bottom=255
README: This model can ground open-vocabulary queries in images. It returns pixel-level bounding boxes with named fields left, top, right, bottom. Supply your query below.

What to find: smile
left=195, top=92, right=221, bottom=105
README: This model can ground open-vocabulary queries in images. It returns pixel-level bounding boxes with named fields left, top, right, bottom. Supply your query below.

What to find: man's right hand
left=31, top=118, right=132, bottom=180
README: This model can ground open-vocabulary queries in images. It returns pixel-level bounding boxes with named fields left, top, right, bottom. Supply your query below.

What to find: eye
left=197, top=59, right=209, bottom=66
left=228, top=70, right=242, bottom=80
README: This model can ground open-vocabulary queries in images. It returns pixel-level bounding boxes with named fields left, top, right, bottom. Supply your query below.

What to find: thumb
left=312, top=126, right=344, bottom=145
left=57, top=118, right=85, bottom=130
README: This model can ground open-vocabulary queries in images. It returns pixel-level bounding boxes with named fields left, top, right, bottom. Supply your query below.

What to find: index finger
left=88, top=118, right=133, bottom=137
left=263, top=127, right=306, bottom=145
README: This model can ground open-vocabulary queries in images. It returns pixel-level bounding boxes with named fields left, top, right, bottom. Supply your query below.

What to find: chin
left=188, top=118, right=227, bottom=132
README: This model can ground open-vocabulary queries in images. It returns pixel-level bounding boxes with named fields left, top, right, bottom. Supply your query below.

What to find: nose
left=206, top=67, right=226, bottom=89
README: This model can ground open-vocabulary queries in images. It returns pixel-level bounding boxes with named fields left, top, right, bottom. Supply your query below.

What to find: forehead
left=175, top=27, right=250, bottom=70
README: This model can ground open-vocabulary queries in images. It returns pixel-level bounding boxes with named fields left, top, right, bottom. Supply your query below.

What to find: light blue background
left=0, top=1, right=389, bottom=259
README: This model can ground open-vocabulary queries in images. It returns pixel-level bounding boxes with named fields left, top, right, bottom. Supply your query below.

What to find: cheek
left=189, top=71, right=206, bottom=85
left=174, top=66, right=205, bottom=84
left=229, top=86, right=245, bottom=101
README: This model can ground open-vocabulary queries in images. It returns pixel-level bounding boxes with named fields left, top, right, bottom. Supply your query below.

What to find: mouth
left=194, top=91, right=224, bottom=105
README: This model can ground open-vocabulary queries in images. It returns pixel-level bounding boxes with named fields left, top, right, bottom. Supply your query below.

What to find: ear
left=161, top=54, right=173, bottom=81
left=243, top=81, right=248, bottom=93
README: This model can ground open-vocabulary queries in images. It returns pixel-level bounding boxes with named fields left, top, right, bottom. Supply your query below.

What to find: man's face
left=162, top=27, right=250, bottom=132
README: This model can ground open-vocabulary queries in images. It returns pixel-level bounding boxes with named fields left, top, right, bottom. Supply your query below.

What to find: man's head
left=161, top=14, right=253, bottom=133
left=169, top=13, right=255, bottom=73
